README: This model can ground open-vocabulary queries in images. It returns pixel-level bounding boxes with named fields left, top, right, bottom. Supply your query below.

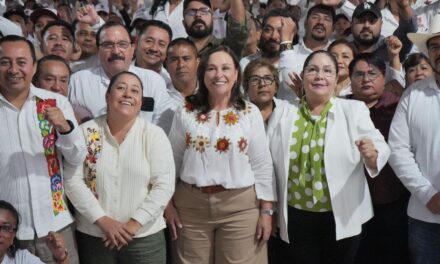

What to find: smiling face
left=0, top=209, right=17, bottom=259
left=41, top=25, right=74, bottom=61
left=106, top=73, right=142, bottom=119
left=246, top=66, right=277, bottom=107
left=98, top=25, right=134, bottom=78
left=350, top=60, right=385, bottom=104
left=302, top=52, right=337, bottom=102
left=136, top=26, right=170, bottom=72
left=329, top=43, right=354, bottom=81
left=0, top=40, right=36, bottom=100
left=305, top=8, right=333, bottom=43
left=405, top=58, right=433, bottom=86
left=204, top=51, right=238, bottom=100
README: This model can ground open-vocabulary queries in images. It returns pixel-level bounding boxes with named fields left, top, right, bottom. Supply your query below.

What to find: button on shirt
left=0, top=86, right=86, bottom=239
left=68, top=65, right=175, bottom=132
left=389, top=76, right=440, bottom=224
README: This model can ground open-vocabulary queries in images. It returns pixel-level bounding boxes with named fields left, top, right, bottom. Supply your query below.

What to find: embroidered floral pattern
left=193, top=135, right=210, bottom=153
left=223, top=111, right=239, bottom=126
left=215, top=137, right=231, bottom=153
left=85, top=128, right=101, bottom=198
left=185, top=132, right=192, bottom=148
left=36, top=97, right=66, bottom=216
left=195, top=112, right=210, bottom=124
left=184, top=102, right=195, bottom=112
left=238, top=137, right=248, bottom=153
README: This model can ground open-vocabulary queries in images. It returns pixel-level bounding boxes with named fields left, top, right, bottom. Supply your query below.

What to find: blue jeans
left=408, top=217, right=440, bottom=264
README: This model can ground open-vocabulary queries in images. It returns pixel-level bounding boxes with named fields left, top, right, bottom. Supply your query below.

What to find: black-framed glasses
left=100, top=41, right=131, bottom=51
left=184, top=7, right=211, bottom=17
left=0, top=224, right=17, bottom=238
left=351, top=70, right=380, bottom=81
left=248, top=75, right=275, bottom=86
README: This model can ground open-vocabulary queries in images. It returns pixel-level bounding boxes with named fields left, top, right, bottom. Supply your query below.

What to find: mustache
left=313, top=24, right=325, bottom=31
left=108, top=54, right=125, bottom=62
left=360, top=28, right=373, bottom=34
left=191, top=18, right=206, bottom=28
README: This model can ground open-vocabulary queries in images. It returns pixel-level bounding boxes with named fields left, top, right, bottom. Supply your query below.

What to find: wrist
left=53, top=249, right=68, bottom=263
left=58, top=119, right=74, bottom=134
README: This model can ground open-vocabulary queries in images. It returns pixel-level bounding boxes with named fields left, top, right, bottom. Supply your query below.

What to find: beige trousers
left=173, top=181, right=268, bottom=264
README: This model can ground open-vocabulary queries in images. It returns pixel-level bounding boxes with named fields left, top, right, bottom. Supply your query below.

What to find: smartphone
left=141, top=97, right=155, bottom=112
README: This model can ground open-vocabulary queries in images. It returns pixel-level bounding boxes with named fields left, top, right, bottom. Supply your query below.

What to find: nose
left=8, top=61, right=19, bottom=74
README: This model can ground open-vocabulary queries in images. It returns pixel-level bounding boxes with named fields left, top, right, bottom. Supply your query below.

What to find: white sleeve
left=168, top=107, right=186, bottom=178
left=247, top=105, right=276, bottom=201
left=385, top=63, right=406, bottom=88
left=388, top=92, right=437, bottom=205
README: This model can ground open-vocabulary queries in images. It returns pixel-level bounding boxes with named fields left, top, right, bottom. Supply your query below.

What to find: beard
left=259, top=38, right=280, bottom=58
left=185, top=19, right=213, bottom=39
left=353, top=29, right=380, bottom=47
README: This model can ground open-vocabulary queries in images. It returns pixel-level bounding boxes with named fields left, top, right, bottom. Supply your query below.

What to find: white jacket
left=267, top=98, right=390, bottom=242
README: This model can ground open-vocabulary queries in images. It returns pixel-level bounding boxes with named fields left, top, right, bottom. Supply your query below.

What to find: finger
left=116, top=233, right=129, bottom=246
left=256, top=226, right=262, bottom=240
left=169, top=223, right=178, bottom=240
left=119, top=229, right=133, bottom=242
left=175, top=218, right=183, bottom=229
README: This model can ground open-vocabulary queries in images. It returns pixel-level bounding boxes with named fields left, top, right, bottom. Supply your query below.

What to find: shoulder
left=10, top=249, right=43, bottom=263
left=130, top=65, right=163, bottom=80
left=71, top=67, right=99, bottom=80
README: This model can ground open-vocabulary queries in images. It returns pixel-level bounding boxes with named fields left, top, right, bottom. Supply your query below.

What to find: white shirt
left=381, top=8, right=399, bottom=38
left=389, top=75, right=440, bottom=224
left=1, top=249, right=43, bottom=264
left=70, top=55, right=100, bottom=73
left=0, top=86, right=86, bottom=240
left=132, top=60, right=172, bottom=89
left=64, top=116, right=175, bottom=238
left=151, top=0, right=187, bottom=39
left=68, top=65, right=175, bottom=133
left=168, top=102, right=276, bottom=201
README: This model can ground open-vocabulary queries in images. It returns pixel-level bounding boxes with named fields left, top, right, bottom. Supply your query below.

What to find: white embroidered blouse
left=168, top=101, right=276, bottom=201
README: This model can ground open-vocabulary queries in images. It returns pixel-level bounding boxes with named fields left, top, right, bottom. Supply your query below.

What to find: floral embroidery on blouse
left=193, top=135, right=210, bottom=153
left=185, top=132, right=192, bottom=148
left=223, top=111, right=239, bottom=126
left=215, top=137, right=231, bottom=153
left=184, top=102, right=195, bottom=112
left=238, top=137, right=248, bottom=153
left=85, top=128, right=101, bottom=198
left=196, top=112, right=210, bottom=124
left=36, top=97, right=66, bottom=216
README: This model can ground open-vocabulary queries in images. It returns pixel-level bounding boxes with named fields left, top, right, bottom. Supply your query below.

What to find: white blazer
left=267, top=98, right=390, bottom=243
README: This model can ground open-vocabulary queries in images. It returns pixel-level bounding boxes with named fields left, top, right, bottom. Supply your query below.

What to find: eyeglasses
left=351, top=70, right=380, bottom=81
left=99, top=41, right=131, bottom=51
left=248, top=75, right=275, bottom=86
left=184, top=7, right=211, bottom=17
left=304, top=66, right=336, bottom=77
left=0, top=224, right=17, bottom=238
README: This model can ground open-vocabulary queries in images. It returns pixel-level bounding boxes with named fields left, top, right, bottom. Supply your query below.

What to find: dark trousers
left=76, top=230, right=166, bottom=264
left=408, top=217, right=440, bottom=264
left=286, top=207, right=361, bottom=264
left=354, top=194, right=410, bottom=264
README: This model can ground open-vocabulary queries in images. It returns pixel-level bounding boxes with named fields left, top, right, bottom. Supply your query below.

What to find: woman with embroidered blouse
left=266, top=50, right=390, bottom=264
left=166, top=45, right=276, bottom=264
left=63, top=71, right=175, bottom=264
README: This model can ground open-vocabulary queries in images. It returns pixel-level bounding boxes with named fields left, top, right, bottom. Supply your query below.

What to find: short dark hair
left=187, top=45, right=245, bottom=113
left=183, top=0, right=211, bottom=10
left=303, top=50, right=339, bottom=75
left=167, top=37, right=198, bottom=57
left=403, top=52, right=431, bottom=74
left=0, top=35, right=36, bottom=63
left=96, top=21, right=131, bottom=47
left=306, top=4, right=335, bottom=23
left=327, top=38, right=359, bottom=57
left=106, top=71, right=144, bottom=94
left=262, top=8, right=298, bottom=30
left=243, top=58, right=279, bottom=92
left=267, top=0, right=287, bottom=7
left=32, top=54, right=71, bottom=86
left=40, top=20, right=75, bottom=43
left=348, top=52, right=386, bottom=77
left=137, top=20, right=173, bottom=42
left=0, top=200, right=20, bottom=258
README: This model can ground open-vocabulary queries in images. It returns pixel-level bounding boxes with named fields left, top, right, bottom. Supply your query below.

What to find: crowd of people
left=0, top=0, right=439, bottom=263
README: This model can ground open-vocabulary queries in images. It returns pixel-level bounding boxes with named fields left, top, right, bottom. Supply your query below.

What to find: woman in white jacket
left=267, top=50, right=390, bottom=264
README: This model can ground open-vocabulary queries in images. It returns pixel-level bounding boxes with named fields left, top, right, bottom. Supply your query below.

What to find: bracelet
left=53, top=249, right=68, bottom=263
